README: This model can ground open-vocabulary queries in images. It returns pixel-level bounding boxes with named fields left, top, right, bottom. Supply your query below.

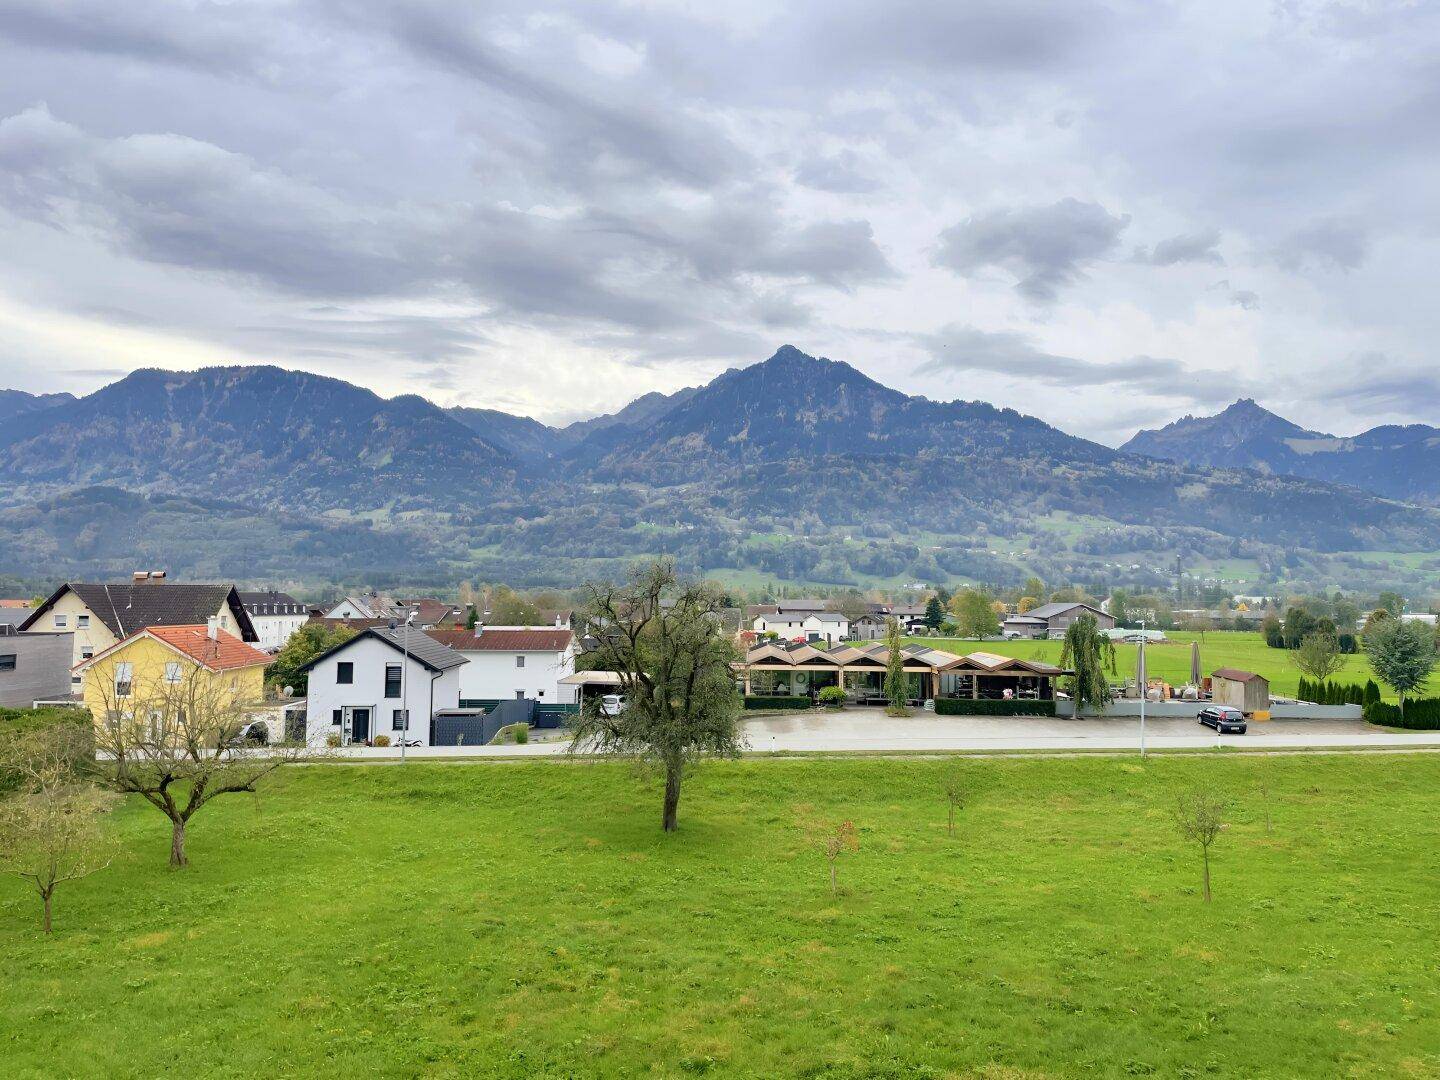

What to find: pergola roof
left=739, top=641, right=1070, bottom=677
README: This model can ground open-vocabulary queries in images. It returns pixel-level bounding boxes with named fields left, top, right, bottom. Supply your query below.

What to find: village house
left=0, top=624, right=73, bottom=708
left=425, top=627, right=578, bottom=706
left=239, top=590, right=310, bottom=651
left=1003, top=602, right=1115, bottom=640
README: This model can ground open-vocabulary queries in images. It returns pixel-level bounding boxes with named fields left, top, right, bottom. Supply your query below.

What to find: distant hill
left=0, top=388, right=76, bottom=422
left=1123, top=399, right=1440, bottom=505
left=0, top=366, right=514, bottom=508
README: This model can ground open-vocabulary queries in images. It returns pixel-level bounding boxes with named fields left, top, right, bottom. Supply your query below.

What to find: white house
left=426, top=627, right=577, bottom=704
left=322, top=594, right=403, bottom=620
left=239, top=591, right=309, bottom=651
left=301, top=626, right=466, bottom=747
left=752, top=611, right=850, bottom=644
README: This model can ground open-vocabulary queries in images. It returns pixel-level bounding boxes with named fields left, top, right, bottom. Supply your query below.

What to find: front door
left=348, top=707, right=371, bottom=744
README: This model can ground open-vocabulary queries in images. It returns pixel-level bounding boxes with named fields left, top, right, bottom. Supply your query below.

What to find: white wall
left=305, top=635, right=464, bottom=746
left=454, top=647, right=576, bottom=703
left=249, top=613, right=308, bottom=651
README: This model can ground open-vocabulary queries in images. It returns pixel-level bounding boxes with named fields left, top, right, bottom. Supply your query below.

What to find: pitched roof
left=298, top=625, right=469, bottom=674
left=21, top=583, right=258, bottom=641
left=239, top=591, right=306, bottom=616
left=1212, top=667, right=1266, bottom=683
left=75, top=624, right=270, bottom=674
left=1025, top=602, right=1108, bottom=621
left=426, top=628, right=573, bottom=652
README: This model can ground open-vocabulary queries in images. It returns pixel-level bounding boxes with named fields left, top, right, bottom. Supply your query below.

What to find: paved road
left=326, top=710, right=1440, bottom=759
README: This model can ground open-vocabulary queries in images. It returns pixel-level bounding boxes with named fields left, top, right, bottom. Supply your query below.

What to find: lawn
left=3, top=755, right=1438, bottom=1077
left=912, top=630, right=1440, bottom=701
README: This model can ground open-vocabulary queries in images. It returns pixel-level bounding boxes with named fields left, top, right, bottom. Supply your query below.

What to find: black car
left=1198, top=706, right=1247, bottom=734
left=226, top=720, right=270, bottom=747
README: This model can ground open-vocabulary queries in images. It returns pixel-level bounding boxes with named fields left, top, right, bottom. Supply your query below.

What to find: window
left=54, top=614, right=67, bottom=628
left=76, top=614, right=90, bottom=629
left=384, top=664, right=402, bottom=698
left=164, top=662, right=182, bottom=684
left=392, top=708, right=409, bottom=731
left=336, top=661, right=353, bottom=684
left=515, top=690, right=525, bottom=699
left=81, top=647, right=94, bottom=660
left=515, top=655, right=525, bottom=668
left=0, top=654, right=15, bottom=671
left=331, top=708, right=343, bottom=726
left=114, top=662, right=133, bottom=697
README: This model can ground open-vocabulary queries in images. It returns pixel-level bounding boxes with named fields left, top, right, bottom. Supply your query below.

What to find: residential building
left=301, top=626, right=466, bottom=747
left=753, top=610, right=850, bottom=644
left=0, top=626, right=74, bottom=707
left=0, top=599, right=32, bottom=629
left=71, top=620, right=271, bottom=725
left=1003, top=602, right=1115, bottom=639
left=19, top=575, right=258, bottom=678
left=239, top=590, right=310, bottom=651
left=426, top=627, right=577, bottom=705
left=322, top=594, right=404, bottom=620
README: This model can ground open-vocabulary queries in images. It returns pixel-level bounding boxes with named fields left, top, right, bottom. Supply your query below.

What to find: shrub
left=325, top=733, right=342, bottom=748
left=933, top=699, right=1057, bottom=716
left=515, top=723, right=529, bottom=744
left=743, top=695, right=810, bottom=710
left=817, top=687, right=847, bottom=708
left=1364, top=697, right=1440, bottom=730
left=372, top=735, right=391, bottom=747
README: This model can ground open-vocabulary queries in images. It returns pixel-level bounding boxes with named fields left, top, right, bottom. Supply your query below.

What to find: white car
left=600, top=694, right=626, bottom=717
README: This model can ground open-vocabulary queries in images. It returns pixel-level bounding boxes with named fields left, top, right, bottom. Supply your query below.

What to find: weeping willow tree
left=1059, top=614, right=1117, bottom=714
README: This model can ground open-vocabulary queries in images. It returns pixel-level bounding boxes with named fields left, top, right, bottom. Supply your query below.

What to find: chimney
left=473, top=622, right=484, bottom=639
left=206, top=615, right=219, bottom=640
left=149, top=570, right=167, bottom=581
left=133, top=571, right=147, bottom=583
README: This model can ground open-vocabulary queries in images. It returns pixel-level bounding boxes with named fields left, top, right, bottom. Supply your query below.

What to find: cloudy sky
left=0, top=0, right=1436, bottom=442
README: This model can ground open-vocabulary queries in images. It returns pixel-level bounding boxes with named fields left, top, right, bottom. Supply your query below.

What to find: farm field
left=912, top=629, right=1440, bottom=701
left=2, top=756, right=1438, bottom=1078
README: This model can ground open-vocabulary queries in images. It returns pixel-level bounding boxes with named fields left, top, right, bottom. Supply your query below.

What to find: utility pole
left=1138, top=618, right=1147, bottom=760
left=401, top=609, right=415, bottom=762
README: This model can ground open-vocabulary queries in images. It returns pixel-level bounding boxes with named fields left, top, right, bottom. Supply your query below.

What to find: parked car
left=600, top=694, right=626, bottom=717
left=226, top=719, right=270, bottom=747
left=1198, top=705, right=1247, bottom=734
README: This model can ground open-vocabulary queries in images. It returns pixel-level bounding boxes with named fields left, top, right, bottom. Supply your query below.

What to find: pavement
left=321, top=708, right=1440, bottom=760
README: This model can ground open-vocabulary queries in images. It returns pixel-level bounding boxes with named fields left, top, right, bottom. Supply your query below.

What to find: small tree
left=266, top=622, right=355, bottom=696
left=1174, top=788, right=1229, bottom=903
left=923, top=595, right=944, bottom=630
left=1365, top=617, right=1437, bottom=720
left=940, top=763, right=969, bottom=835
left=0, top=725, right=116, bottom=933
left=91, top=665, right=314, bottom=867
left=950, top=590, right=999, bottom=639
left=883, top=618, right=909, bottom=716
left=1293, top=631, right=1345, bottom=683
left=569, top=560, right=743, bottom=832
left=1058, top=614, right=1116, bottom=714
left=823, top=820, right=859, bottom=897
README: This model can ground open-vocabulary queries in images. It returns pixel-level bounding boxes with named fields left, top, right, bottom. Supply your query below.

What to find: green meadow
left=913, top=629, right=1440, bottom=701
left=3, top=755, right=1438, bottom=1078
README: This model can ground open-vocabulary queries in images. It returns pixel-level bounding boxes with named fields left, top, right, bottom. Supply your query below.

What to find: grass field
left=911, top=630, right=1440, bottom=702
left=3, top=756, right=1438, bottom=1077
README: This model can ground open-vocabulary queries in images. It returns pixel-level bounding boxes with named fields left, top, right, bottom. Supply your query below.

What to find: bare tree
left=940, top=763, right=970, bottom=836
left=823, top=820, right=859, bottom=897
left=0, top=725, right=116, bottom=933
left=1174, top=788, right=1230, bottom=903
left=90, top=660, right=316, bottom=867
left=569, top=560, right=744, bottom=832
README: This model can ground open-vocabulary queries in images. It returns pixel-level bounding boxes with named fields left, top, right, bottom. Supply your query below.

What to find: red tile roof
left=426, top=628, right=573, bottom=652
left=145, top=625, right=272, bottom=671
left=0, top=598, right=31, bottom=608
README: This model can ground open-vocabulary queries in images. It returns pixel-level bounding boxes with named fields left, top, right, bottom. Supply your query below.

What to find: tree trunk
left=170, top=817, right=189, bottom=868
left=830, top=859, right=837, bottom=897
left=1202, top=848, right=1211, bottom=903
left=42, top=889, right=52, bottom=934
left=661, top=763, right=682, bottom=833
left=947, top=803, right=955, bottom=834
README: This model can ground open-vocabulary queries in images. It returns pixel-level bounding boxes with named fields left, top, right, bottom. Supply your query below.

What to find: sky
left=0, top=0, right=1437, bottom=443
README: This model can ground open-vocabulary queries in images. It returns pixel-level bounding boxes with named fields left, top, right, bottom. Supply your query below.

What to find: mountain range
left=1123, top=399, right=1440, bottom=506
left=2, top=346, right=1439, bottom=593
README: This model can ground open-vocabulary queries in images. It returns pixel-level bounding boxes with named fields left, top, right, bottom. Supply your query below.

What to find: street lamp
left=401, top=609, right=415, bottom=763
left=1138, top=618, right=1147, bottom=759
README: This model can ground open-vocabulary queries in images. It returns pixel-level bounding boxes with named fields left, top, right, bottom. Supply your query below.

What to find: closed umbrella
left=1190, top=640, right=1202, bottom=687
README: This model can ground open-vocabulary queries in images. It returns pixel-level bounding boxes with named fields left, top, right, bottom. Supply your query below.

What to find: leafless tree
left=940, top=763, right=970, bottom=836
left=0, top=725, right=116, bottom=933
left=89, top=660, right=318, bottom=867
left=823, top=820, right=859, bottom=897
left=1174, top=788, right=1230, bottom=903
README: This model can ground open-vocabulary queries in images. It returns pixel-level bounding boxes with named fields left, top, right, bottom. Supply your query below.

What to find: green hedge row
left=1296, top=678, right=1378, bottom=706
left=743, top=695, right=811, bottom=711
left=1363, top=698, right=1440, bottom=730
left=933, top=699, right=1057, bottom=717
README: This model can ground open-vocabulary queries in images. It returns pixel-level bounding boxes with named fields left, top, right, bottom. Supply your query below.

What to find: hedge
left=744, top=695, right=811, bottom=711
left=1296, top=678, right=1370, bottom=706
left=1363, top=698, right=1440, bottom=730
left=933, top=699, right=1057, bottom=717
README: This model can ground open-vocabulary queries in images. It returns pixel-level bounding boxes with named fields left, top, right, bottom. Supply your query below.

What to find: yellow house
left=73, top=621, right=270, bottom=725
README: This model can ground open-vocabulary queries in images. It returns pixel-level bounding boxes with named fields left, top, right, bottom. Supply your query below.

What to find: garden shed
left=1211, top=668, right=1270, bottom=714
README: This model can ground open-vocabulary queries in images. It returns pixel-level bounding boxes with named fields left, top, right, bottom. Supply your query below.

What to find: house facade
left=20, top=577, right=258, bottom=677
left=752, top=610, right=851, bottom=643
left=239, top=591, right=310, bottom=651
left=302, top=626, right=466, bottom=746
left=425, top=627, right=577, bottom=705
left=0, top=627, right=73, bottom=707
left=1003, top=602, right=1116, bottom=639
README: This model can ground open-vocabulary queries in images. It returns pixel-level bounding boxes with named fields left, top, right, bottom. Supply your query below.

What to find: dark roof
left=1025, top=602, right=1109, bottom=621
left=1212, top=668, right=1266, bottom=683
left=20, top=583, right=257, bottom=641
left=427, top=628, right=573, bottom=652
left=299, top=626, right=468, bottom=674
left=239, top=590, right=306, bottom=616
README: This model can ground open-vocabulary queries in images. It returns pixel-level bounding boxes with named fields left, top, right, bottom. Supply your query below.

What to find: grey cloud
left=1271, top=218, right=1370, bottom=273
left=794, top=149, right=880, bottom=194
left=1230, top=289, right=1260, bottom=310
left=1137, top=228, right=1224, bottom=266
left=934, top=199, right=1130, bottom=302
left=0, top=0, right=265, bottom=72
left=915, top=324, right=1251, bottom=406
left=1331, top=356, right=1440, bottom=414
